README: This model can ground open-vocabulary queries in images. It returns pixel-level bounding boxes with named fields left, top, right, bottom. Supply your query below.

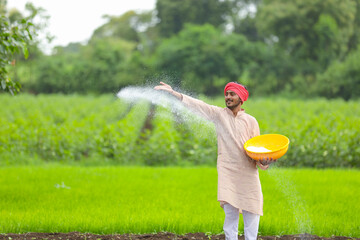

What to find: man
left=154, top=81, right=275, bottom=240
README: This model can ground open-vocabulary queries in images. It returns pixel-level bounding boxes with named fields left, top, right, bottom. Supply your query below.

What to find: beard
left=226, top=98, right=242, bottom=110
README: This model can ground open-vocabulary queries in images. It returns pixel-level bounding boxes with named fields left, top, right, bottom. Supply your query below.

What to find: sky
left=6, top=0, right=156, bottom=52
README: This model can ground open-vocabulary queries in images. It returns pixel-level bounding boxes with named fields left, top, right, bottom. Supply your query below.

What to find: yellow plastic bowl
left=244, top=134, right=290, bottom=161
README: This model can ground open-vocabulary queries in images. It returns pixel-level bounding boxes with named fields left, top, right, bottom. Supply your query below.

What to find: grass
left=0, top=166, right=359, bottom=237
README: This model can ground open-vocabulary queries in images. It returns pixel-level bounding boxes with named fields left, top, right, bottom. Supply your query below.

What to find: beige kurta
left=182, top=94, right=263, bottom=216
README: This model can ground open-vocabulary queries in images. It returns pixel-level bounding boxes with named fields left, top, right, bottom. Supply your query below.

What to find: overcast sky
left=6, top=0, right=156, bottom=51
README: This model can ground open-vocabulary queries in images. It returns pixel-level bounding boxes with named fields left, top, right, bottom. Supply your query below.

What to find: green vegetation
left=0, top=166, right=358, bottom=237
left=0, top=11, right=31, bottom=94
left=1, top=1, right=359, bottom=237
left=0, top=94, right=359, bottom=168
left=1, top=2, right=51, bottom=94
left=3, top=0, right=360, bottom=99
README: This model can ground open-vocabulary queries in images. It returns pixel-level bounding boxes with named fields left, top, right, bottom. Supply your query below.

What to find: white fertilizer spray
left=117, top=85, right=216, bottom=133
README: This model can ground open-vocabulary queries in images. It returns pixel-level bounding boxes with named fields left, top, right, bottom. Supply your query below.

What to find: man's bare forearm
left=170, top=90, right=183, bottom=101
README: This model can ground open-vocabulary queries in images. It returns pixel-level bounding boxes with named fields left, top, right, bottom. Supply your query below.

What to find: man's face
left=225, top=90, right=242, bottom=110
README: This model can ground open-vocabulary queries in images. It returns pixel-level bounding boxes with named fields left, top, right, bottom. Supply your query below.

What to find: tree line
left=2, top=0, right=360, bottom=99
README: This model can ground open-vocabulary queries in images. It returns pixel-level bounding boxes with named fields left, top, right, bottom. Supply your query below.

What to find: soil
left=0, top=232, right=358, bottom=240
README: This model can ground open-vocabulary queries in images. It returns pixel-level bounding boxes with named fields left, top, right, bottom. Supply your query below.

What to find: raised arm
left=154, top=82, right=221, bottom=121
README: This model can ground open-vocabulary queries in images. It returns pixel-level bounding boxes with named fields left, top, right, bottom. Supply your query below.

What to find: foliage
left=348, top=0, right=360, bottom=51
left=0, top=15, right=32, bottom=94
left=156, top=0, right=229, bottom=37
left=154, top=24, right=270, bottom=95
left=257, top=0, right=356, bottom=65
left=26, top=38, right=146, bottom=94
left=226, top=0, right=262, bottom=41
left=90, top=10, right=154, bottom=43
left=256, top=0, right=357, bottom=92
left=316, top=46, right=360, bottom=100
left=0, top=94, right=150, bottom=163
left=0, top=166, right=359, bottom=236
left=4, top=0, right=360, bottom=100
left=1, top=2, right=53, bottom=94
left=154, top=23, right=296, bottom=97
left=0, top=94, right=359, bottom=168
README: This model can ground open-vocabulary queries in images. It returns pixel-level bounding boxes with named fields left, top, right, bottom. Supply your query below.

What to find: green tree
left=156, top=0, right=230, bottom=37
left=90, top=10, right=157, bottom=43
left=256, top=0, right=356, bottom=71
left=82, top=38, right=137, bottom=93
left=14, top=3, right=52, bottom=60
left=348, top=0, right=360, bottom=51
left=316, top=46, right=360, bottom=100
left=91, top=11, right=140, bottom=43
left=90, top=10, right=159, bottom=57
left=226, top=0, right=262, bottom=41
left=20, top=8, right=156, bottom=94
left=0, top=1, right=34, bottom=94
left=154, top=24, right=267, bottom=95
left=1, top=2, right=53, bottom=94
left=30, top=37, right=146, bottom=94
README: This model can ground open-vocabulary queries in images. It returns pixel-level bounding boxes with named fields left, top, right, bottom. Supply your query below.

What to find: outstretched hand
left=154, top=81, right=173, bottom=93
left=154, top=82, right=183, bottom=100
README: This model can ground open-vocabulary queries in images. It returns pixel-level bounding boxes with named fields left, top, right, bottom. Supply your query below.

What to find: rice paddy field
left=0, top=166, right=359, bottom=237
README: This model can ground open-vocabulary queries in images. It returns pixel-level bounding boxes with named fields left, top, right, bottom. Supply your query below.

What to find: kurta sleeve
left=181, top=94, right=222, bottom=122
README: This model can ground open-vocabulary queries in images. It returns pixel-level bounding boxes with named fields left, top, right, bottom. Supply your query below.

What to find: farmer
left=154, top=81, right=275, bottom=240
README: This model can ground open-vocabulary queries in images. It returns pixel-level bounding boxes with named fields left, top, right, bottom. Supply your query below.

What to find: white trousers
left=223, top=203, right=260, bottom=240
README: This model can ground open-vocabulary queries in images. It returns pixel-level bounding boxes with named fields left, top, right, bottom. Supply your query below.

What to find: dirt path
left=0, top=232, right=358, bottom=240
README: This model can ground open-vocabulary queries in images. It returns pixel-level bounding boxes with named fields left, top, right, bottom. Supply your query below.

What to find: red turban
left=224, top=82, right=249, bottom=102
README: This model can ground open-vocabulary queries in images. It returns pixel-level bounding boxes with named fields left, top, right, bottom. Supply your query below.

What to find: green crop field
left=0, top=93, right=359, bottom=168
left=0, top=93, right=359, bottom=237
left=0, top=166, right=359, bottom=237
